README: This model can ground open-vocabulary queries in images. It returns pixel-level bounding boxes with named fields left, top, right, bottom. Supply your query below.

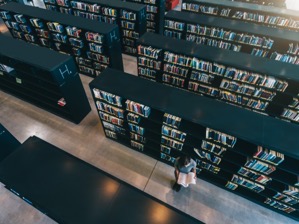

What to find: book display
left=0, top=2, right=123, bottom=78
left=137, top=32, right=299, bottom=124
left=42, top=0, right=146, bottom=56
left=90, top=67, right=299, bottom=221
left=122, top=0, right=166, bottom=34
left=164, top=10, right=299, bottom=64
left=0, top=35, right=91, bottom=124
left=181, top=0, right=299, bottom=31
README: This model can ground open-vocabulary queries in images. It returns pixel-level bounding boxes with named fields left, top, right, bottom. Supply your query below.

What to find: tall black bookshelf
left=42, top=0, right=146, bottom=56
left=181, top=0, right=299, bottom=32
left=90, top=67, right=299, bottom=221
left=136, top=32, right=299, bottom=124
left=0, top=35, right=91, bottom=124
left=229, top=0, right=286, bottom=7
left=0, top=136, right=202, bottom=224
left=164, top=10, right=299, bottom=64
left=0, top=2, right=123, bottom=78
left=0, top=124, right=20, bottom=162
left=122, top=0, right=166, bottom=34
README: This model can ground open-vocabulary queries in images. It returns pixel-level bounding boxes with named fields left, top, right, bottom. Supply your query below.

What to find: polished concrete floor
left=0, top=52, right=297, bottom=224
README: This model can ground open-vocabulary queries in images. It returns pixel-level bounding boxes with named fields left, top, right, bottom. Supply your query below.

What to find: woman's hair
left=178, top=155, right=191, bottom=168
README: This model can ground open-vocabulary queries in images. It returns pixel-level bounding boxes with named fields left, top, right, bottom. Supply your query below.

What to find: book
left=177, top=172, right=196, bottom=187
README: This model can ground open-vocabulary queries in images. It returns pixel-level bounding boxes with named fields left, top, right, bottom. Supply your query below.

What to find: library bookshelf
left=122, top=0, right=166, bottom=34
left=0, top=2, right=123, bottom=78
left=181, top=0, right=299, bottom=32
left=164, top=10, right=299, bottom=64
left=0, top=35, right=91, bottom=124
left=136, top=32, right=299, bottom=124
left=90, top=67, right=299, bottom=221
left=42, top=0, right=147, bottom=56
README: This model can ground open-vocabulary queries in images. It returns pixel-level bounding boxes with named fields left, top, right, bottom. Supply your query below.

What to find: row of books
left=161, top=144, right=172, bottom=155
left=194, top=148, right=222, bottom=165
left=161, top=125, right=187, bottom=142
left=99, top=111, right=124, bottom=126
left=244, top=159, right=276, bottom=175
left=147, top=21, right=156, bottom=29
left=78, top=65, right=100, bottom=76
left=237, top=167, right=272, bottom=185
left=196, top=159, right=220, bottom=174
left=73, top=10, right=117, bottom=24
left=120, top=10, right=136, bottom=21
left=224, top=68, right=288, bottom=91
left=220, top=91, right=269, bottom=111
left=76, top=57, right=107, bottom=72
left=125, top=100, right=151, bottom=117
left=264, top=198, right=296, bottom=213
left=270, top=52, right=299, bottom=65
left=282, top=108, right=299, bottom=122
left=122, top=30, right=139, bottom=39
left=254, top=147, right=285, bottom=166
left=220, top=79, right=276, bottom=100
left=164, top=20, right=185, bottom=31
left=138, top=57, right=161, bottom=70
left=232, top=11, right=299, bottom=29
left=127, top=112, right=141, bottom=124
left=141, top=47, right=289, bottom=93
left=163, top=113, right=181, bottom=129
left=188, top=82, right=220, bottom=97
left=231, top=174, right=265, bottom=193
left=69, top=1, right=100, bottom=13
left=190, top=71, right=214, bottom=84
left=96, top=101, right=124, bottom=118
left=161, top=152, right=176, bottom=163
left=186, top=35, right=241, bottom=52
left=182, top=3, right=299, bottom=30
left=181, top=3, right=220, bottom=15
left=164, top=51, right=193, bottom=67
left=289, top=98, right=299, bottom=110
left=162, top=74, right=185, bottom=88
left=105, top=129, right=117, bottom=139
left=128, top=123, right=144, bottom=135
left=123, top=38, right=135, bottom=47
left=164, top=63, right=189, bottom=78
left=186, top=24, right=274, bottom=49
left=125, top=46, right=137, bottom=55
left=273, top=192, right=299, bottom=206
left=161, top=136, right=183, bottom=151
left=130, top=132, right=146, bottom=143
left=225, top=181, right=238, bottom=190
left=164, top=30, right=182, bottom=39
left=201, top=140, right=227, bottom=156
left=86, top=52, right=109, bottom=64
left=206, top=128, right=237, bottom=147
left=131, top=140, right=144, bottom=151
left=121, top=21, right=135, bottom=30
left=146, top=5, right=158, bottom=13
left=138, top=45, right=162, bottom=60
left=103, top=121, right=126, bottom=135
left=138, top=67, right=156, bottom=79
left=93, top=89, right=123, bottom=107
left=101, top=7, right=117, bottom=17
left=251, top=48, right=269, bottom=57
left=283, top=186, right=299, bottom=199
